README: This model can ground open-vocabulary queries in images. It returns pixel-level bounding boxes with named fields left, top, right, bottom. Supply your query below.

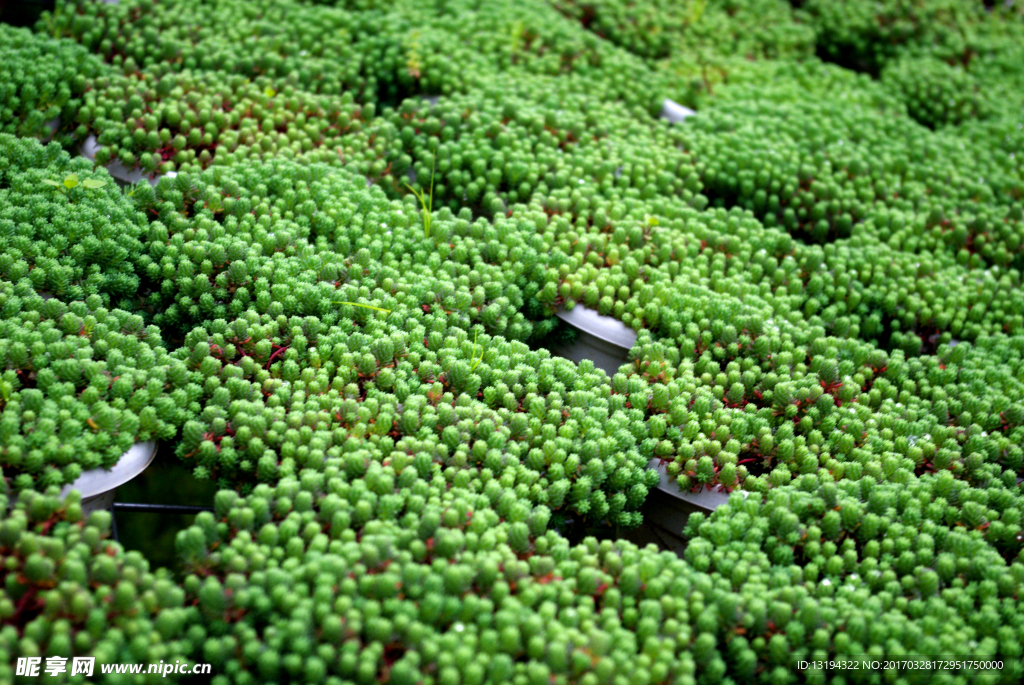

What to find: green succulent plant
left=0, top=1, right=1022, bottom=683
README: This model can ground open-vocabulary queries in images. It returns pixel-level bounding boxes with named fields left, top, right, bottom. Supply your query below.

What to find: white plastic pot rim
left=660, top=99, right=696, bottom=124
left=648, top=458, right=749, bottom=511
left=556, top=305, right=637, bottom=350
left=80, top=134, right=178, bottom=188
left=59, top=441, right=157, bottom=501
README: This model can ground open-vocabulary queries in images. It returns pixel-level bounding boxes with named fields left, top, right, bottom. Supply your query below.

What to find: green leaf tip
left=334, top=301, right=392, bottom=315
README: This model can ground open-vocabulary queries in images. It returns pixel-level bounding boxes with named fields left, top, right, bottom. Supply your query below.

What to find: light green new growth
left=510, top=20, right=525, bottom=59
left=41, top=13, right=62, bottom=40
left=333, top=301, right=393, bottom=315
left=405, top=157, right=436, bottom=238
left=470, top=329, right=485, bottom=371
left=41, top=173, right=107, bottom=193
left=686, top=0, right=708, bottom=25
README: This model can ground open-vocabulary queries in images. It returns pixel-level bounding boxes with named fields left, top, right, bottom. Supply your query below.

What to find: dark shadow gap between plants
left=113, top=444, right=219, bottom=575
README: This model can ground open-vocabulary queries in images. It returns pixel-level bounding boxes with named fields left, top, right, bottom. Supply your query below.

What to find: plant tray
left=59, top=441, right=158, bottom=514
left=79, top=134, right=177, bottom=188
left=551, top=305, right=637, bottom=376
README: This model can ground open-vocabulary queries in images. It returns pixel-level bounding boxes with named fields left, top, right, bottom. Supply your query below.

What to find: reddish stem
left=266, top=345, right=289, bottom=369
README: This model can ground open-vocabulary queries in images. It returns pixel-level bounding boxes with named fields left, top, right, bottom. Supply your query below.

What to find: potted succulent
left=2, top=488, right=202, bottom=680
left=1, top=136, right=200, bottom=512
left=0, top=291, right=197, bottom=498
left=128, top=157, right=653, bottom=526
left=551, top=304, right=747, bottom=538
left=0, top=135, right=145, bottom=308
left=60, top=48, right=372, bottom=178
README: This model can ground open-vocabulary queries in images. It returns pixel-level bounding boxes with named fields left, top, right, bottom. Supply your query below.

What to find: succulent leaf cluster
left=0, top=26, right=102, bottom=144
left=1, top=0, right=1023, bottom=682
left=0, top=489, right=196, bottom=684
left=46, top=0, right=375, bottom=97
left=0, top=286, right=198, bottom=491
left=177, top=476, right=687, bottom=685
left=129, top=160, right=538, bottom=342
left=682, top=478, right=1024, bottom=672
left=525, top=184, right=1024, bottom=492
left=174, top=472, right=1024, bottom=685
left=351, top=88, right=703, bottom=217
left=73, top=68, right=371, bottom=175
left=0, top=135, right=144, bottom=307
left=173, top=311, right=658, bottom=528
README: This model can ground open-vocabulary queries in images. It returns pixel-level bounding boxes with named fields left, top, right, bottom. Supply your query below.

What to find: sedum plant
left=173, top=312, right=657, bottom=527
left=509, top=179, right=1024, bottom=495
left=548, top=0, right=707, bottom=60
left=178, top=476, right=691, bottom=685
left=881, top=56, right=992, bottom=130
left=0, top=25, right=103, bottom=144
left=44, top=0, right=376, bottom=98
left=176, top=473, right=1024, bottom=685
left=0, top=286, right=199, bottom=491
left=2, top=0, right=1023, bottom=682
left=0, top=488, right=197, bottom=684
left=681, top=478, right=1024, bottom=678
left=73, top=68, right=372, bottom=175
left=129, top=159, right=538, bottom=342
left=0, top=135, right=145, bottom=308
left=350, top=85, right=704, bottom=219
